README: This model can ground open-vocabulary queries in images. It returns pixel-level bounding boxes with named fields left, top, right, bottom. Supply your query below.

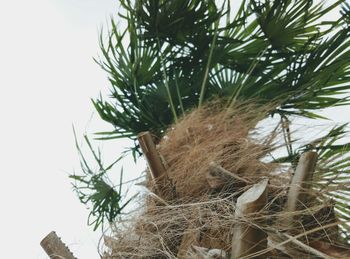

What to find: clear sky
left=0, top=0, right=127, bottom=258
left=0, top=1, right=348, bottom=259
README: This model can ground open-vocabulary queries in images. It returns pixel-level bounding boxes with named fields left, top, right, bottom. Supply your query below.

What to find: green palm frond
left=275, top=123, right=350, bottom=241
left=70, top=131, right=131, bottom=231
left=82, top=0, right=350, bottom=231
left=95, top=0, right=350, bottom=145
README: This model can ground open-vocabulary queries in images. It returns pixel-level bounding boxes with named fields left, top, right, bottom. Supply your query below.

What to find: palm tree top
left=94, top=0, right=350, bottom=144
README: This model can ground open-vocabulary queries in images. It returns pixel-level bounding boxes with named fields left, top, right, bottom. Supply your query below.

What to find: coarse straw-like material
left=103, top=101, right=350, bottom=258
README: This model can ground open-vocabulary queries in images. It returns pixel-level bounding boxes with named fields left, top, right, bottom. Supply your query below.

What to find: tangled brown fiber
left=158, top=101, right=277, bottom=199
left=103, top=101, right=350, bottom=259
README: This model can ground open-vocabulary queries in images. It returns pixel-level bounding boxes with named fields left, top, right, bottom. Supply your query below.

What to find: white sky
left=0, top=1, right=348, bottom=259
left=0, top=0, right=131, bottom=258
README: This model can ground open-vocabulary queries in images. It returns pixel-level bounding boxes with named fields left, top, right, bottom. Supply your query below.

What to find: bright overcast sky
left=0, top=1, right=348, bottom=259
left=0, top=0, right=127, bottom=258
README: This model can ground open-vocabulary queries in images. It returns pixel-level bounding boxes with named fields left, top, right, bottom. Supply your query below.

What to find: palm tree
left=72, top=0, right=350, bottom=257
left=95, top=0, right=350, bottom=141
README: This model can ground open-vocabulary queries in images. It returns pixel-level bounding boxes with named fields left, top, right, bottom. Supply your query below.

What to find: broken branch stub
left=40, top=231, right=77, bottom=259
left=285, top=151, right=318, bottom=213
left=138, top=131, right=176, bottom=199
left=137, top=131, right=166, bottom=182
left=231, top=179, right=269, bottom=259
left=207, top=162, right=249, bottom=190
left=280, top=151, right=318, bottom=231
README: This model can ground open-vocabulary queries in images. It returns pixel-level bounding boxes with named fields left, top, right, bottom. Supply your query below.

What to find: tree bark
left=280, top=151, right=317, bottom=231
left=231, top=179, right=268, bottom=259
left=138, top=131, right=166, bottom=181
left=285, top=151, right=317, bottom=213
left=207, top=162, right=249, bottom=189
left=40, top=231, right=77, bottom=259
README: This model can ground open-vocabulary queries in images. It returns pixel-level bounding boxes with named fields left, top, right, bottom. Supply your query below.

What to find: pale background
left=0, top=1, right=347, bottom=259
left=0, top=0, right=125, bottom=258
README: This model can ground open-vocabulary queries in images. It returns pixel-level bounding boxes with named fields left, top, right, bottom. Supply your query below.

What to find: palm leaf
left=84, top=0, right=350, bottom=231
left=95, top=0, right=350, bottom=145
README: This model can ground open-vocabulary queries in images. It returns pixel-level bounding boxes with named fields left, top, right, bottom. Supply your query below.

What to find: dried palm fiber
left=157, top=101, right=278, bottom=199
left=103, top=101, right=350, bottom=259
